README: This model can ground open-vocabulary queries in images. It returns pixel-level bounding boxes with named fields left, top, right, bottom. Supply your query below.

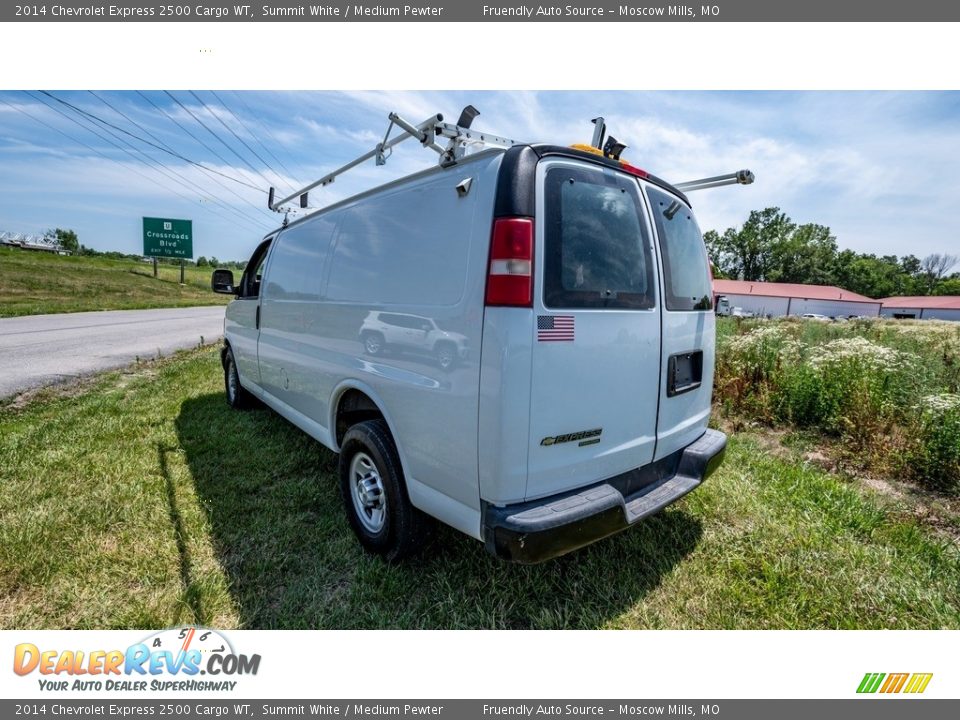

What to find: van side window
left=262, top=218, right=334, bottom=301
left=240, top=237, right=273, bottom=298
left=543, top=166, right=655, bottom=310
left=647, top=187, right=713, bottom=311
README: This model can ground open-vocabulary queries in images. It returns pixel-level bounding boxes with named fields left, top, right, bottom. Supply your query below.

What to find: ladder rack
left=675, top=169, right=755, bottom=193
left=268, top=107, right=517, bottom=213
left=267, top=108, right=753, bottom=215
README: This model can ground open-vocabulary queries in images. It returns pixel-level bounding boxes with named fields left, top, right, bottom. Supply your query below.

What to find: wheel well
left=335, top=389, right=385, bottom=446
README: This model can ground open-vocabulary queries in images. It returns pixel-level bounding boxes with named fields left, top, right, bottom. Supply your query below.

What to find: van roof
left=267, top=143, right=691, bottom=239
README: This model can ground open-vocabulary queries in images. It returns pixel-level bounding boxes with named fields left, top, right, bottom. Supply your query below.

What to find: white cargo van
left=212, top=111, right=738, bottom=563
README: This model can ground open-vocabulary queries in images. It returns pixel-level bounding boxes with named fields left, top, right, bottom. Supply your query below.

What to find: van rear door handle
left=256, top=305, right=261, bottom=330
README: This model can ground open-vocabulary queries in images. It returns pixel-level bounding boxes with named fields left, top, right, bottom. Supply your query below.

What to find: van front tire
left=224, top=347, right=254, bottom=410
left=338, top=419, right=432, bottom=561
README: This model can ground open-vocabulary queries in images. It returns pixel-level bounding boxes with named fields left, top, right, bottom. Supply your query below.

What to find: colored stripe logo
left=857, top=672, right=933, bottom=694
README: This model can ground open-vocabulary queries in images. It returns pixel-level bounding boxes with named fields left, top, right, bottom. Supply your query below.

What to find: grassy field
left=0, top=247, right=230, bottom=317
left=715, top=316, right=960, bottom=491
left=2, top=344, right=958, bottom=629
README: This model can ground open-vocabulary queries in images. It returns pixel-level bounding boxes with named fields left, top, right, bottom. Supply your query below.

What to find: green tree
left=919, top=253, right=959, bottom=294
left=45, top=228, right=79, bottom=253
left=767, top=223, right=838, bottom=285
left=196, top=256, right=209, bottom=267
left=934, top=277, right=960, bottom=296
left=707, top=207, right=795, bottom=281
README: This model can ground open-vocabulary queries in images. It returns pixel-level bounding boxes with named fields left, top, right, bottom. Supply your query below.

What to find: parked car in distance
left=730, top=306, right=754, bottom=318
left=211, top=137, right=727, bottom=563
left=800, top=313, right=830, bottom=321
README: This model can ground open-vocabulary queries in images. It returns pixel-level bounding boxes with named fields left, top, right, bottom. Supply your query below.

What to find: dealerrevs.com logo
left=13, top=627, right=261, bottom=693
left=857, top=673, right=933, bottom=694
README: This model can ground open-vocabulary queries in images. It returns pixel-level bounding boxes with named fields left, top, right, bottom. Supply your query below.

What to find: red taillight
left=485, top=217, right=533, bottom=307
left=619, top=161, right=649, bottom=179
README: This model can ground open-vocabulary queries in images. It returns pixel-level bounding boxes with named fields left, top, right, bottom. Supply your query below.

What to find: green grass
left=0, top=247, right=229, bottom=317
left=2, top=346, right=959, bottom=629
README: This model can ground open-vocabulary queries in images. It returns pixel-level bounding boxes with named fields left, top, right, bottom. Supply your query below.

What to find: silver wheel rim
left=365, top=336, right=381, bottom=354
left=227, top=359, right=238, bottom=401
left=438, top=347, right=454, bottom=368
left=349, top=451, right=387, bottom=533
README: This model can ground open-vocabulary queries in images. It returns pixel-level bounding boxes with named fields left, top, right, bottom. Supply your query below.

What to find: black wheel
left=362, top=332, right=385, bottom=356
left=434, top=342, right=457, bottom=371
left=338, top=419, right=432, bottom=561
left=223, top=347, right=254, bottom=410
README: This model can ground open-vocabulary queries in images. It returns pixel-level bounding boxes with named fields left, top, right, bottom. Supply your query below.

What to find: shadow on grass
left=176, top=392, right=703, bottom=629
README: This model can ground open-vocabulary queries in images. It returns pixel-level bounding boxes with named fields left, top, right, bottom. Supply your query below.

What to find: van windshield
left=647, top=187, right=713, bottom=311
left=543, top=165, right=655, bottom=310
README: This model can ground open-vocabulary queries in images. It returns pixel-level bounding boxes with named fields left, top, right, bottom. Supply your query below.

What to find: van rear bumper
left=482, top=429, right=726, bottom=564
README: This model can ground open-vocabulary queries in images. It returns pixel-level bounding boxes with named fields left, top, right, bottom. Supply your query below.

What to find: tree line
left=43, top=228, right=246, bottom=269
left=704, top=208, right=959, bottom=298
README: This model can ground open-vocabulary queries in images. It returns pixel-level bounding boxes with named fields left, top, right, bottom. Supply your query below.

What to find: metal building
left=879, top=296, right=960, bottom=321
left=712, top=279, right=882, bottom=318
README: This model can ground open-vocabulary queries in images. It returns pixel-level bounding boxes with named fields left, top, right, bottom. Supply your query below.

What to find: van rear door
left=644, top=185, right=716, bottom=460
left=525, top=159, right=661, bottom=501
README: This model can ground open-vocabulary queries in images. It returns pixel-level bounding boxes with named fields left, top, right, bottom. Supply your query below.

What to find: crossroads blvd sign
left=143, top=217, right=193, bottom=259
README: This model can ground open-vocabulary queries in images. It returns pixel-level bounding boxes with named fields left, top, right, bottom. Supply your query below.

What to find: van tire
left=362, top=331, right=385, bottom=356
left=339, top=419, right=432, bottom=561
left=224, top=347, right=254, bottom=410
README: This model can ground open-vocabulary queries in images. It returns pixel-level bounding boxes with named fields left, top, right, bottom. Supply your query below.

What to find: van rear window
left=647, top=187, right=713, bottom=311
left=543, top=166, right=655, bottom=310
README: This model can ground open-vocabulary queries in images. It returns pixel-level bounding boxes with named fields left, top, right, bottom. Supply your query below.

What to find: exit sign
left=143, top=217, right=193, bottom=259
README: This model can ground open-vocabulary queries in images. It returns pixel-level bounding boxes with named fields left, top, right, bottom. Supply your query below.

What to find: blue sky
left=1, top=90, right=958, bottom=262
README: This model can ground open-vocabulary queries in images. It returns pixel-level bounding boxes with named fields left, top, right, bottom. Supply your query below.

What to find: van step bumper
left=482, top=429, right=726, bottom=564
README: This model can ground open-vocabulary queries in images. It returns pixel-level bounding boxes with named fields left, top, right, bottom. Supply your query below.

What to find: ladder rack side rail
left=268, top=113, right=443, bottom=211
left=675, top=178, right=745, bottom=192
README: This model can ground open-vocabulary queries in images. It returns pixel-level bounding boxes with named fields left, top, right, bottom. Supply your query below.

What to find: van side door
left=226, top=237, right=273, bottom=388
left=256, top=216, right=337, bottom=423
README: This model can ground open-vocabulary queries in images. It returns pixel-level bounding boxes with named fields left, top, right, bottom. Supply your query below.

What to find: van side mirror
left=211, top=269, right=236, bottom=295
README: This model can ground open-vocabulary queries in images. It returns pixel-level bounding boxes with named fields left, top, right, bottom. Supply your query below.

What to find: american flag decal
left=537, top=315, right=575, bottom=342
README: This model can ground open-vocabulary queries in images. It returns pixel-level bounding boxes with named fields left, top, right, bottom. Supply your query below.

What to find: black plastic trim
left=493, top=145, right=539, bottom=218
left=482, top=429, right=726, bottom=564
left=529, top=144, right=691, bottom=206
left=492, top=144, right=691, bottom=220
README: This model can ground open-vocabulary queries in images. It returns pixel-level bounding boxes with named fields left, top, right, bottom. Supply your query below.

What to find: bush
left=714, top=318, right=959, bottom=493
left=908, top=395, right=960, bottom=491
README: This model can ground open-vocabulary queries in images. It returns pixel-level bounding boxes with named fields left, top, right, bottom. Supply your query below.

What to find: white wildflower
left=918, top=393, right=960, bottom=413
left=807, top=337, right=908, bottom=372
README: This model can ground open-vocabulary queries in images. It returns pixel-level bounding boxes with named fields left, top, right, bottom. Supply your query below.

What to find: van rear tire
left=224, top=347, right=255, bottom=410
left=338, top=419, right=432, bottom=561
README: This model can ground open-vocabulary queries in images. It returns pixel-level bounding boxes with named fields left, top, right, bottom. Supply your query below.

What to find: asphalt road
left=0, top=306, right=226, bottom=399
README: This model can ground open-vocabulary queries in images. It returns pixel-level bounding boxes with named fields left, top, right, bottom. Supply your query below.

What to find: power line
left=161, top=90, right=270, bottom=194
left=37, top=90, right=264, bottom=192
left=7, top=96, right=267, bottom=241
left=21, top=93, right=272, bottom=238
left=203, top=90, right=299, bottom=194
left=230, top=90, right=315, bottom=184
left=62, top=92, right=273, bottom=233
left=178, top=90, right=279, bottom=191
left=89, top=91, right=277, bottom=226
left=216, top=90, right=303, bottom=191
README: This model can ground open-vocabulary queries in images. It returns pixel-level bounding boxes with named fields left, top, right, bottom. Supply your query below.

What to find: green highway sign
left=142, top=217, right=193, bottom=259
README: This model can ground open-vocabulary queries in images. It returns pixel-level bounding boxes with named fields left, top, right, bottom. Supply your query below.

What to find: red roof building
left=712, top=279, right=882, bottom=318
